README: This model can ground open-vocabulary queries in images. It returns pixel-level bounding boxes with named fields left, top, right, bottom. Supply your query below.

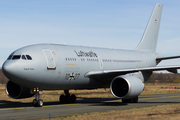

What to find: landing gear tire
left=59, top=90, right=76, bottom=104
left=122, top=96, right=138, bottom=103
left=60, top=94, right=76, bottom=103
left=70, top=94, right=76, bottom=103
left=65, top=95, right=71, bottom=103
left=33, top=99, right=37, bottom=107
left=122, top=99, right=128, bottom=103
left=60, top=95, right=65, bottom=103
left=129, top=96, right=138, bottom=103
left=37, top=99, right=43, bottom=107
left=133, top=96, right=138, bottom=103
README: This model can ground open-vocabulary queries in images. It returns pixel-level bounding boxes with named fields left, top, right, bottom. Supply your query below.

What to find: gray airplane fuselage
left=3, top=3, right=180, bottom=107
left=3, top=44, right=156, bottom=90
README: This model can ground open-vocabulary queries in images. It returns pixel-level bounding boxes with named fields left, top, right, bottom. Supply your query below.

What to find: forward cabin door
left=42, top=49, right=56, bottom=70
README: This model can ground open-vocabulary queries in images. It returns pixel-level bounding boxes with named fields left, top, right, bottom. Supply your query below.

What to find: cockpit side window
left=7, top=55, right=13, bottom=60
left=26, top=55, right=32, bottom=60
left=22, top=55, right=27, bottom=60
left=12, top=55, right=21, bottom=60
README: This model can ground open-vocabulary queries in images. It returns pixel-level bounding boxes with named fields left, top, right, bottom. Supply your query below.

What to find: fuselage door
left=42, top=49, right=56, bottom=70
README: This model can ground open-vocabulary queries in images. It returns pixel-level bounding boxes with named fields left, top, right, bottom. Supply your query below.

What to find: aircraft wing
left=156, top=56, right=180, bottom=61
left=85, top=65, right=180, bottom=78
left=156, top=55, right=180, bottom=63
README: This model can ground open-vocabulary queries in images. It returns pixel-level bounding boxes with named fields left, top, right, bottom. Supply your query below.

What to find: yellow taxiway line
left=1, top=95, right=180, bottom=111
left=0, top=103, right=81, bottom=111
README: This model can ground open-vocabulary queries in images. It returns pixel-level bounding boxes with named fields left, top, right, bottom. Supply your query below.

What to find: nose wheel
left=33, top=99, right=43, bottom=107
left=59, top=90, right=76, bottom=103
left=32, top=88, right=43, bottom=107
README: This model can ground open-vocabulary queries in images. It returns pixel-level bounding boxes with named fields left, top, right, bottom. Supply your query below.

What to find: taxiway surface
left=1, top=93, right=180, bottom=120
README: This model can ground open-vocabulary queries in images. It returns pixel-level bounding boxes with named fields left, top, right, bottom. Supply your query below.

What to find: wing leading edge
left=85, top=65, right=180, bottom=78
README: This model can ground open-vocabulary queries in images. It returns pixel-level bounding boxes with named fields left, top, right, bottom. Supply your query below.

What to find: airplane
left=1, top=3, right=180, bottom=107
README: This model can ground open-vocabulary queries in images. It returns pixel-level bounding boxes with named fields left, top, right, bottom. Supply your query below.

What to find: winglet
left=135, top=3, right=163, bottom=52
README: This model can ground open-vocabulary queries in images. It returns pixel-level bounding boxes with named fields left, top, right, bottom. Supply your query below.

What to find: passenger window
left=26, top=55, right=32, bottom=60
left=22, top=55, right=26, bottom=60
left=12, top=55, right=21, bottom=60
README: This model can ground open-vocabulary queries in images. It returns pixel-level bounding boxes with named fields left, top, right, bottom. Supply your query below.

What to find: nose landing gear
left=32, top=88, right=43, bottom=107
left=59, top=90, right=76, bottom=103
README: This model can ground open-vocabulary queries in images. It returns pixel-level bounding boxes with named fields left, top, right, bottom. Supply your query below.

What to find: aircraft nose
left=2, top=61, right=16, bottom=79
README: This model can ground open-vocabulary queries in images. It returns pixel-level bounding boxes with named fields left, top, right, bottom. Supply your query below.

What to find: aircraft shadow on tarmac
left=0, top=98, right=119, bottom=108
left=0, top=97, right=180, bottom=108
left=0, top=100, right=33, bottom=108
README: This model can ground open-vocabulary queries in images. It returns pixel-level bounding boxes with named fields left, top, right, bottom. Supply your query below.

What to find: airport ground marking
left=42, top=103, right=81, bottom=108
left=104, top=95, right=180, bottom=102
left=0, top=103, right=80, bottom=111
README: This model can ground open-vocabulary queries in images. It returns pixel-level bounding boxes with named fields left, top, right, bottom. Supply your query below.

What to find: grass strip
left=34, top=103, right=180, bottom=120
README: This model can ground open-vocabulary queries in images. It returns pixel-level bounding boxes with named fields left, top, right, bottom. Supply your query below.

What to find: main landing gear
left=122, top=96, right=138, bottom=103
left=59, top=90, right=76, bottom=103
left=32, top=88, right=43, bottom=107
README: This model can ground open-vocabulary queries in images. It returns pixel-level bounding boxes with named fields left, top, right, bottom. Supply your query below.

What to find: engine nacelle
left=110, top=75, right=144, bottom=99
left=6, top=80, right=34, bottom=99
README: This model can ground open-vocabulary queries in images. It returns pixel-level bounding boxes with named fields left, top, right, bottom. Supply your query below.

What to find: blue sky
left=1, top=0, right=180, bottom=67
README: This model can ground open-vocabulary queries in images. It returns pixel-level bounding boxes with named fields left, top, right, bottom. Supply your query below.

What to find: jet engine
left=110, top=75, right=144, bottom=99
left=6, top=80, right=34, bottom=99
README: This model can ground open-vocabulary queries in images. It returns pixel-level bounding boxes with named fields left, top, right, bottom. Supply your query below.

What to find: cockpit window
left=12, top=55, right=21, bottom=60
left=22, top=55, right=27, bottom=60
left=7, top=55, right=13, bottom=60
left=26, top=55, right=32, bottom=60
left=7, top=54, right=32, bottom=60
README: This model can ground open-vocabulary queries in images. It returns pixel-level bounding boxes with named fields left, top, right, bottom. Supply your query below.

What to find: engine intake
left=110, top=75, right=144, bottom=99
left=6, top=80, right=34, bottom=99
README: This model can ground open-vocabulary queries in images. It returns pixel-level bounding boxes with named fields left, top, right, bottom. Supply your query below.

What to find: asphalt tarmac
left=1, top=93, right=180, bottom=120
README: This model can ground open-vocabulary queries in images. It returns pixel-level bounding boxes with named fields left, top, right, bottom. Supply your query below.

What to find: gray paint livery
left=3, top=44, right=155, bottom=89
left=2, top=3, right=180, bottom=107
